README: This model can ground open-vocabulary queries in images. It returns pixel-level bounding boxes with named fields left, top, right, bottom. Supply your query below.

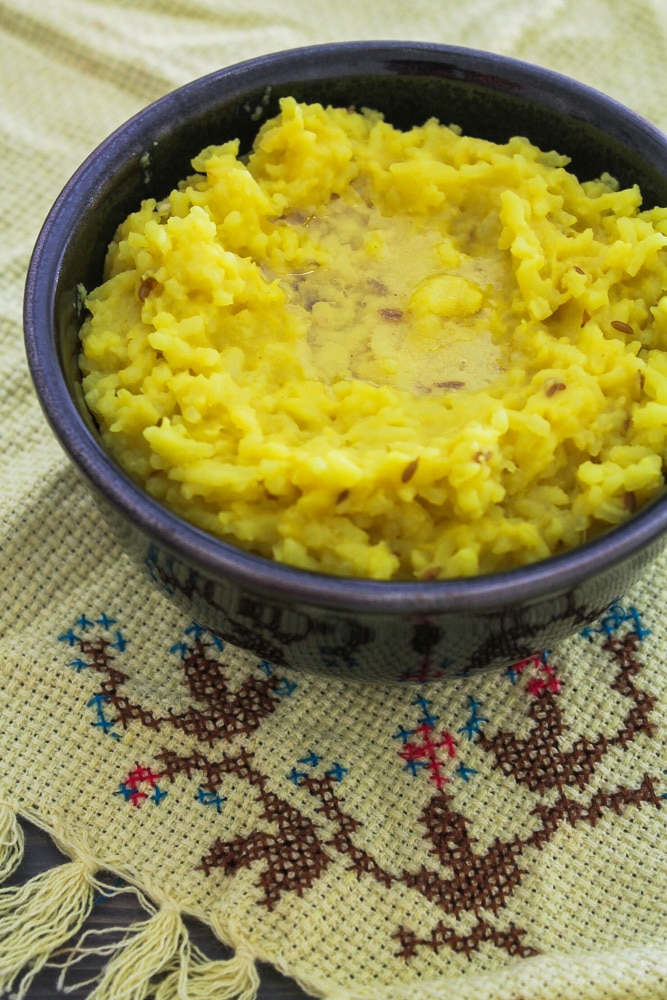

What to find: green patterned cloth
left=1, top=2, right=667, bottom=998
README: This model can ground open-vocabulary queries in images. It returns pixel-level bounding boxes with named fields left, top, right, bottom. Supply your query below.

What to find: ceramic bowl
left=24, top=41, right=667, bottom=682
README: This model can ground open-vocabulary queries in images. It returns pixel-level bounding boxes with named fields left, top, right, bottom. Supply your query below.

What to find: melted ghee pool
left=276, top=195, right=506, bottom=393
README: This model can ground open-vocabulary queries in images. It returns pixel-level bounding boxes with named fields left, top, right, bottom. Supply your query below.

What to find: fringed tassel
left=0, top=802, right=24, bottom=883
left=0, top=857, right=95, bottom=998
left=58, top=904, right=259, bottom=1000
left=0, top=807, right=259, bottom=1000
left=84, top=904, right=187, bottom=1000
left=154, top=940, right=260, bottom=1000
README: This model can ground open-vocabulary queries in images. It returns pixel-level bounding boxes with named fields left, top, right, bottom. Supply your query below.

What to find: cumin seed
left=546, top=382, right=566, bottom=397
left=138, top=276, right=158, bottom=301
left=401, top=458, right=419, bottom=483
left=378, top=307, right=403, bottom=321
left=611, top=320, right=634, bottom=336
left=624, top=491, right=637, bottom=512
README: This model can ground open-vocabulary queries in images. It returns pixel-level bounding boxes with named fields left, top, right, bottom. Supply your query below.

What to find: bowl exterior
left=84, top=473, right=664, bottom=683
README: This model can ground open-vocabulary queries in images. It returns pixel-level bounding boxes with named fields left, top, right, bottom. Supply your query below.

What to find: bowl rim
left=23, top=39, right=667, bottom=616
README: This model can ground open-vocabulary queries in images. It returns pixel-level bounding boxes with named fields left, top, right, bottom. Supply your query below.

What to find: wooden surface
left=8, top=818, right=305, bottom=998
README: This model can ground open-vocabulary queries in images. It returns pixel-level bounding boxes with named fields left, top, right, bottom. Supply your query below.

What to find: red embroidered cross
left=513, top=654, right=562, bottom=697
left=125, top=764, right=163, bottom=789
left=119, top=764, right=166, bottom=806
left=512, top=653, right=544, bottom=675
left=527, top=665, right=561, bottom=697
left=399, top=727, right=457, bottom=790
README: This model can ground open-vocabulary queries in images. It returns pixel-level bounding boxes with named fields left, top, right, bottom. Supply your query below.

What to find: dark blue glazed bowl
left=24, top=41, right=667, bottom=682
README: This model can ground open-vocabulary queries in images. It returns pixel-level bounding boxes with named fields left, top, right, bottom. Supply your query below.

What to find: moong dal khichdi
left=79, top=98, right=667, bottom=580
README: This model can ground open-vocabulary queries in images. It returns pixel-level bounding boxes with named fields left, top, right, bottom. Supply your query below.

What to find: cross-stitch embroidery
left=57, top=604, right=663, bottom=963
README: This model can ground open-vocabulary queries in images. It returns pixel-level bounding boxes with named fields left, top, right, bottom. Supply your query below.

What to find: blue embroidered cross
left=504, top=663, right=521, bottom=685
left=287, top=767, right=309, bottom=786
left=185, top=622, right=205, bottom=640
left=115, top=783, right=136, bottom=803
left=458, top=696, right=488, bottom=741
left=402, top=758, right=429, bottom=777
left=68, top=658, right=89, bottom=673
left=109, top=630, right=127, bottom=653
left=196, top=788, right=226, bottom=812
left=96, top=614, right=117, bottom=630
left=456, top=762, right=478, bottom=782
left=581, top=603, right=650, bottom=641
left=326, top=762, right=348, bottom=782
left=88, top=694, right=118, bottom=737
left=288, top=753, right=348, bottom=786
left=412, top=695, right=439, bottom=730
left=274, top=678, right=298, bottom=697
left=58, top=629, right=81, bottom=647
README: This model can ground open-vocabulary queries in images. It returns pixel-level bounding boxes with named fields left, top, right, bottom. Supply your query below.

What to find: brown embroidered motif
left=393, top=919, right=538, bottom=961
left=525, top=776, right=661, bottom=847
left=478, top=630, right=657, bottom=793
left=195, top=752, right=331, bottom=909
left=82, top=635, right=284, bottom=743
left=407, top=794, right=527, bottom=916
left=63, top=609, right=662, bottom=964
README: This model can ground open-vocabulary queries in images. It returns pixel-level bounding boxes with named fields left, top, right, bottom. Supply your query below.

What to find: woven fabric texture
left=2, top=1, right=667, bottom=998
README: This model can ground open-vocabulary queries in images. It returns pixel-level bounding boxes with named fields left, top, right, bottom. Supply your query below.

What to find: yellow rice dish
left=79, top=97, right=667, bottom=580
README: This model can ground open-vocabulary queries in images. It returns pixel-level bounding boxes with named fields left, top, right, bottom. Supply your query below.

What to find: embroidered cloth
left=2, top=2, right=667, bottom=998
